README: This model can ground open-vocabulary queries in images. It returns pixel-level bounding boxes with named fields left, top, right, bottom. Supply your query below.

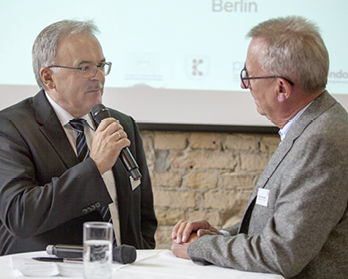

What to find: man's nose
left=90, top=67, right=104, bottom=80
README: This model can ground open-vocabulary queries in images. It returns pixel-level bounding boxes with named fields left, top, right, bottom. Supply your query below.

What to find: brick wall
left=140, top=130, right=280, bottom=249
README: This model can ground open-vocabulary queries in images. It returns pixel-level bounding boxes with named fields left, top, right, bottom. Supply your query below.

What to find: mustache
left=86, top=83, right=103, bottom=91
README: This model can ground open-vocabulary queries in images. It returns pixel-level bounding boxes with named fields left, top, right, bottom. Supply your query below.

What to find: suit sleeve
left=131, top=117, right=157, bottom=248
left=0, top=117, right=112, bottom=238
left=187, top=128, right=348, bottom=278
left=223, top=223, right=240, bottom=235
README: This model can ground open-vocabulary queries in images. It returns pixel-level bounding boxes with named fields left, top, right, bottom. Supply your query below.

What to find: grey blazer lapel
left=238, top=91, right=336, bottom=233
left=255, top=92, right=334, bottom=197
left=32, top=90, right=78, bottom=168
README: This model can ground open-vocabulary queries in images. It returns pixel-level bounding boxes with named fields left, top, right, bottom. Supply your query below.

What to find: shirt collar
left=278, top=102, right=312, bottom=141
left=45, top=91, right=95, bottom=129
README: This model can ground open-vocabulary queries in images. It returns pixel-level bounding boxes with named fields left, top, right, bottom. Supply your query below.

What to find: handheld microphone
left=46, top=244, right=137, bottom=264
left=46, top=244, right=82, bottom=258
left=90, top=104, right=142, bottom=181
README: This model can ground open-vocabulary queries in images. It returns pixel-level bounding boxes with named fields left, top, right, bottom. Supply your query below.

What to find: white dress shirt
left=45, top=92, right=121, bottom=245
left=278, top=102, right=312, bottom=141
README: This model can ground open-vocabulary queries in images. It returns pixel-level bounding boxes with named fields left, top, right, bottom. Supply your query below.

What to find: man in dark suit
left=171, top=16, right=348, bottom=278
left=0, top=20, right=157, bottom=255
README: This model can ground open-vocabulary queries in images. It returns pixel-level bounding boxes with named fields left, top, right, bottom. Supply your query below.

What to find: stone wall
left=140, top=130, right=280, bottom=249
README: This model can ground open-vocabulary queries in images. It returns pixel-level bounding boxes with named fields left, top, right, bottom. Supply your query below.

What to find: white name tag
left=130, top=176, right=141, bottom=191
left=256, top=188, right=270, bottom=207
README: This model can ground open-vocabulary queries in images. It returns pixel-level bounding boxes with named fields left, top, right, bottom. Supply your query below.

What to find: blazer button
left=95, top=202, right=101, bottom=208
left=82, top=209, right=88, bottom=214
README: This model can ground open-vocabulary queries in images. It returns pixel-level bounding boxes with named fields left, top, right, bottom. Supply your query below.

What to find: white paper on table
left=10, top=255, right=59, bottom=277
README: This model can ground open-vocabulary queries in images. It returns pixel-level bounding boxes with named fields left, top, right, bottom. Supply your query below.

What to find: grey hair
left=247, top=16, right=329, bottom=93
left=32, top=19, right=99, bottom=89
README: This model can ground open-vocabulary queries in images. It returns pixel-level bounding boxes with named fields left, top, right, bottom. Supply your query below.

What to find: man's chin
left=83, top=98, right=103, bottom=115
left=90, top=100, right=102, bottom=110
left=258, top=110, right=266, bottom=116
left=255, top=104, right=265, bottom=116
left=88, top=93, right=102, bottom=104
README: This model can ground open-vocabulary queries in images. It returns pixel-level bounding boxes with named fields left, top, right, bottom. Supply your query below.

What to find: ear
left=40, top=68, right=55, bottom=89
left=276, top=78, right=292, bottom=103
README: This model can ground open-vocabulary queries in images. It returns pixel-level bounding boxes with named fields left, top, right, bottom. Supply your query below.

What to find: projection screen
left=1, top=0, right=347, bottom=130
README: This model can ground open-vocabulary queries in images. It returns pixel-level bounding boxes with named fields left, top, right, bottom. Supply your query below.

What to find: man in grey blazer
left=0, top=20, right=157, bottom=255
left=171, top=16, right=348, bottom=279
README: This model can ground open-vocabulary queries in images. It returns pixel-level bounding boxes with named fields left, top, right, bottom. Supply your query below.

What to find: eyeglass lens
left=240, top=66, right=249, bottom=88
left=81, top=63, right=110, bottom=78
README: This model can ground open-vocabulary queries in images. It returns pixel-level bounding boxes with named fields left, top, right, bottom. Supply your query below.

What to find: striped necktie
left=69, top=118, right=89, bottom=162
left=69, top=119, right=112, bottom=235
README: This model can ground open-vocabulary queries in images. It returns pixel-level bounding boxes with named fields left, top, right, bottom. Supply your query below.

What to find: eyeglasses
left=47, top=62, right=112, bottom=78
left=240, top=64, right=294, bottom=88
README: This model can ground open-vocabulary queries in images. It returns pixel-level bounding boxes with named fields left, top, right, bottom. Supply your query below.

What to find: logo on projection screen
left=329, top=70, right=348, bottom=83
left=185, top=56, right=210, bottom=80
left=124, top=53, right=163, bottom=83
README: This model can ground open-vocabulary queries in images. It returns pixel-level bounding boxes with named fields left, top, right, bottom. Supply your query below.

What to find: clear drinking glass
left=83, top=222, right=113, bottom=279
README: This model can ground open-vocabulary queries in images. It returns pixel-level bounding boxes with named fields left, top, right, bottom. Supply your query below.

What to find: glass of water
left=83, top=222, right=113, bottom=279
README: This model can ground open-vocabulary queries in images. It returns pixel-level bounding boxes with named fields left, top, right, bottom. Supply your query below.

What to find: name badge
left=256, top=188, right=269, bottom=207
left=130, top=176, right=141, bottom=191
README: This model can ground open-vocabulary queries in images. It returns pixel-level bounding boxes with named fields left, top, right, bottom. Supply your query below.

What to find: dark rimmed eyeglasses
left=47, top=62, right=112, bottom=78
left=240, top=64, right=294, bottom=88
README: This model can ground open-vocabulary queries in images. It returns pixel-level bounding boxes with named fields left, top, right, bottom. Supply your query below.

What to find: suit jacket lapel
left=90, top=108, right=132, bottom=243
left=113, top=150, right=131, bottom=243
left=239, top=91, right=336, bottom=233
left=32, top=90, right=78, bottom=169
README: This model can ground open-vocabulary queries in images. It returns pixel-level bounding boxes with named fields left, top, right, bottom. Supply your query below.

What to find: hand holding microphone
left=89, top=117, right=128, bottom=174
left=89, top=104, right=141, bottom=180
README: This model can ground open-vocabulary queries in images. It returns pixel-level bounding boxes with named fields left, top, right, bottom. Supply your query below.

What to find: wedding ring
left=116, top=131, right=121, bottom=139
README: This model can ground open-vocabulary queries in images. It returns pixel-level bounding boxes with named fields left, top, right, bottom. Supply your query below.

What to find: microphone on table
left=46, top=244, right=137, bottom=264
left=90, top=104, right=142, bottom=181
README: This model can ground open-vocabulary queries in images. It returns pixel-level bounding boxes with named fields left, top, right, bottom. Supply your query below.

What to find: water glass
left=83, top=222, right=113, bottom=279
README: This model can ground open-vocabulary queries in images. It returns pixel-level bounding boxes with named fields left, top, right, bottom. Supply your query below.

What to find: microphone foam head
left=90, top=104, right=111, bottom=125
left=113, top=244, right=137, bottom=264
left=91, top=104, right=106, bottom=117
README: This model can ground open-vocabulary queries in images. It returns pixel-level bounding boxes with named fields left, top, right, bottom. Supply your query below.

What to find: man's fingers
left=97, top=118, right=123, bottom=133
left=96, top=118, right=128, bottom=145
left=197, top=227, right=221, bottom=237
left=172, top=220, right=213, bottom=243
left=182, top=222, right=196, bottom=243
left=90, top=117, right=130, bottom=174
left=172, top=220, right=185, bottom=239
left=112, top=129, right=127, bottom=141
left=176, top=221, right=191, bottom=243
